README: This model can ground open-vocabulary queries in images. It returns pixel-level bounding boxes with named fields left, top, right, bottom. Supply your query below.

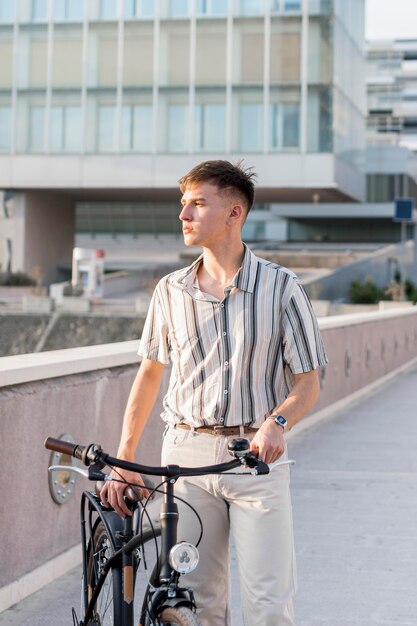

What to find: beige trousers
left=161, top=426, right=297, bottom=626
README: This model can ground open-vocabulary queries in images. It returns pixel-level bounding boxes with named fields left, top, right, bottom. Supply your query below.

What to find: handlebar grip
left=45, top=437, right=81, bottom=458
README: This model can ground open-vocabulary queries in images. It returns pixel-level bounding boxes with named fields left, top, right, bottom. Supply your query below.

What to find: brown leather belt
left=174, top=424, right=258, bottom=437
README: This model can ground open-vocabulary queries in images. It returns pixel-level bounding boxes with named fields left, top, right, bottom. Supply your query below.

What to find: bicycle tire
left=152, top=605, right=201, bottom=625
left=85, top=521, right=123, bottom=626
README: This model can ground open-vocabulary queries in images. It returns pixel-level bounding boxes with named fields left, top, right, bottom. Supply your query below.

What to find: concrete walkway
left=1, top=364, right=417, bottom=625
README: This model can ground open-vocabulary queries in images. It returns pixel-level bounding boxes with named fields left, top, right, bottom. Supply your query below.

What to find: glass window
left=100, top=0, right=117, bottom=19
left=53, top=28, right=83, bottom=87
left=282, top=103, right=300, bottom=147
left=168, top=105, right=187, bottom=152
left=54, top=0, right=83, bottom=21
left=30, top=36, right=48, bottom=87
left=175, top=0, right=189, bottom=16
left=0, top=106, right=11, bottom=152
left=197, top=0, right=227, bottom=16
left=270, top=19, right=301, bottom=83
left=50, top=106, right=82, bottom=152
left=121, top=105, right=153, bottom=152
left=308, top=16, right=332, bottom=84
left=123, top=23, right=153, bottom=86
left=0, top=34, right=13, bottom=88
left=235, top=0, right=263, bottom=16
left=307, top=86, right=332, bottom=152
left=195, top=22, right=227, bottom=85
left=88, top=25, right=118, bottom=87
left=124, top=0, right=154, bottom=18
left=160, top=0, right=189, bottom=18
left=32, top=0, right=48, bottom=21
left=159, top=22, right=190, bottom=85
left=273, top=0, right=302, bottom=10
left=97, top=105, right=116, bottom=152
left=124, top=0, right=135, bottom=17
left=233, top=20, right=264, bottom=84
left=241, top=33, right=263, bottom=83
left=54, top=0, right=66, bottom=19
left=0, top=0, right=15, bottom=23
left=270, top=102, right=300, bottom=149
left=309, top=0, right=333, bottom=14
left=194, top=103, right=225, bottom=152
left=239, top=103, right=262, bottom=151
left=285, top=0, right=301, bottom=9
left=29, top=106, right=45, bottom=152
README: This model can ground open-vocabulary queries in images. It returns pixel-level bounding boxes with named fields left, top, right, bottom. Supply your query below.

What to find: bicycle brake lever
left=48, top=464, right=107, bottom=480
left=268, top=459, right=296, bottom=470
left=48, top=465, right=89, bottom=478
left=242, top=454, right=269, bottom=475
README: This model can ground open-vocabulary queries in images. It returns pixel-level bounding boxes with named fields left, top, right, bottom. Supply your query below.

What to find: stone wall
left=0, top=312, right=50, bottom=355
left=0, top=312, right=146, bottom=356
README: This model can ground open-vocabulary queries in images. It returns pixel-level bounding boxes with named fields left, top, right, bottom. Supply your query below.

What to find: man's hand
left=100, top=468, right=150, bottom=518
left=249, top=419, right=285, bottom=464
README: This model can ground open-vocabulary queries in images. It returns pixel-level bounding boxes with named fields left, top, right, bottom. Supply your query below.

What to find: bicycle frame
left=79, top=476, right=195, bottom=626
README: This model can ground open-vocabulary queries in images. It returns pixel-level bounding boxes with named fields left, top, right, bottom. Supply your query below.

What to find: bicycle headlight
left=168, top=542, right=199, bottom=575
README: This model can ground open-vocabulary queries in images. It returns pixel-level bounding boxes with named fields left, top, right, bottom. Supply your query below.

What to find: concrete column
left=10, top=191, right=76, bottom=285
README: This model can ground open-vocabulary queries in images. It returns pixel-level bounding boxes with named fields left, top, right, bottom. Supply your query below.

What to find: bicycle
left=45, top=435, right=294, bottom=626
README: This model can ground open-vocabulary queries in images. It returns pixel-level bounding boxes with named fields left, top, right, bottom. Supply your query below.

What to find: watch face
left=275, top=415, right=287, bottom=428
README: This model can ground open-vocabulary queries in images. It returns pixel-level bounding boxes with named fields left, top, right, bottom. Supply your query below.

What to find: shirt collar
left=232, top=243, right=258, bottom=293
left=175, top=243, right=258, bottom=294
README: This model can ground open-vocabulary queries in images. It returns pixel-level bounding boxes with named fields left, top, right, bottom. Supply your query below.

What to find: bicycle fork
left=120, top=514, right=135, bottom=624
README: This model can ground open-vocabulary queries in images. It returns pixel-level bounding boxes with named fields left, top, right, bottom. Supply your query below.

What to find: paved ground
left=1, top=364, right=417, bottom=625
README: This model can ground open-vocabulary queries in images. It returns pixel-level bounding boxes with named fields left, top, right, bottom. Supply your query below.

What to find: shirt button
left=220, top=303, right=225, bottom=308
left=224, top=389, right=228, bottom=395
left=222, top=331, right=227, bottom=336
left=219, top=417, right=225, bottom=424
left=224, top=361, right=229, bottom=367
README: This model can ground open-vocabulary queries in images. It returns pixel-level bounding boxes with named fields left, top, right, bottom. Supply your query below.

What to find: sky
left=366, top=0, right=417, bottom=40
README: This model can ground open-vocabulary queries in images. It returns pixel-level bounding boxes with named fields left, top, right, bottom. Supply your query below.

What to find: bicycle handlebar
left=45, top=436, right=270, bottom=476
left=45, top=437, right=82, bottom=458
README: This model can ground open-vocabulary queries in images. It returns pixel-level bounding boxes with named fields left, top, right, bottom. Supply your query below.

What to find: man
left=101, top=160, right=327, bottom=625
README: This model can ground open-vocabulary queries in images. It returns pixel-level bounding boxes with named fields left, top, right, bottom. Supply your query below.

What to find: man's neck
left=196, top=241, right=245, bottom=299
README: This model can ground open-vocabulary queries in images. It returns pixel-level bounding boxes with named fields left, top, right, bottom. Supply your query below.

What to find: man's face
left=179, top=182, right=236, bottom=248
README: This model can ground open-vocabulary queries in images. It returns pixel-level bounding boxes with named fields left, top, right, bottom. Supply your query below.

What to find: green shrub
left=63, top=283, right=84, bottom=297
left=349, top=278, right=385, bottom=304
left=405, top=279, right=417, bottom=303
left=0, top=271, right=36, bottom=287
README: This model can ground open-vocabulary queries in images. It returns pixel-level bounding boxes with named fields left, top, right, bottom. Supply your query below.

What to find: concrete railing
left=1, top=306, right=417, bottom=612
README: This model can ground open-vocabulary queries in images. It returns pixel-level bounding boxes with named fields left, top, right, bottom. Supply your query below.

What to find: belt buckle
left=213, top=425, right=224, bottom=436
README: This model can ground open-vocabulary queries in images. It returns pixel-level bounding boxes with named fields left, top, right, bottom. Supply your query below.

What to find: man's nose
left=179, top=205, right=191, bottom=221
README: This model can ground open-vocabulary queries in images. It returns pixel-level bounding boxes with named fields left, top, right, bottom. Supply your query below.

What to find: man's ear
left=228, top=204, right=244, bottom=223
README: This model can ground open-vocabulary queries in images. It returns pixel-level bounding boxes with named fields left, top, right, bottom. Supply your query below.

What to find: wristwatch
left=267, top=414, right=288, bottom=432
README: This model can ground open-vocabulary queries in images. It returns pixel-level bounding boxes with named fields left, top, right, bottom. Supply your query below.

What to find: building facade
left=367, top=39, right=417, bottom=152
left=0, top=0, right=366, bottom=281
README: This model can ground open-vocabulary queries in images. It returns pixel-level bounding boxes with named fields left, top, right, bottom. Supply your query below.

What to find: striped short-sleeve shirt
left=138, top=244, right=328, bottom=428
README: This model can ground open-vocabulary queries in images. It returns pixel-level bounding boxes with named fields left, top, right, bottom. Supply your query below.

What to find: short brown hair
left=179, top=160, right=256, bottom=213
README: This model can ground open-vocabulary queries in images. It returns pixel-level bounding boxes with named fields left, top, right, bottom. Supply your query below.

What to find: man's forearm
left=117, top=358, right=165, bottom=460
left=271, top=369, right=320, bottom=430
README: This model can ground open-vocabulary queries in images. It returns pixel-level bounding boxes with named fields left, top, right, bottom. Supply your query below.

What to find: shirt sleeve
left=282, top=280, right=328, bottom=374
left=138, top=287, right=170, bottom=364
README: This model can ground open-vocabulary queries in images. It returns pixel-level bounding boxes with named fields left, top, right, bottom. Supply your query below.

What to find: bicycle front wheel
left=86, top=521, right=123, bottom=626
left=157, top=606, right=201, bottom=625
